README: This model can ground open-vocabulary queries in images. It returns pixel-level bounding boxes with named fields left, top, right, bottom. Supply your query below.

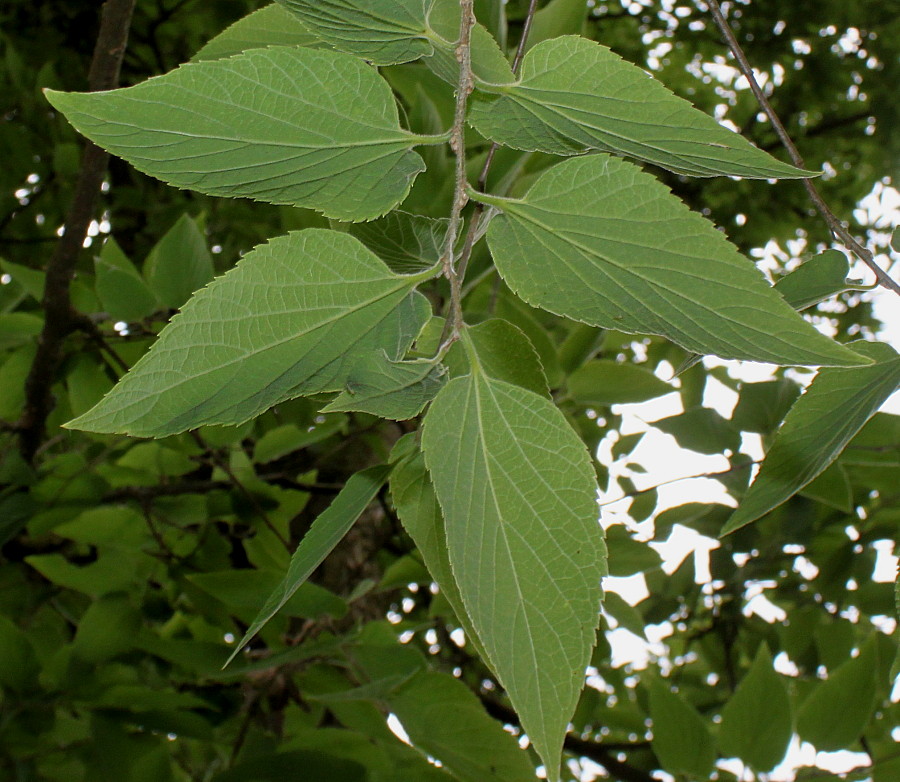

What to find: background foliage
left=1, top=1, right=898, bottom=780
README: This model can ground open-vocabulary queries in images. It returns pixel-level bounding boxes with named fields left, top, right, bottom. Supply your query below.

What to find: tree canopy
left=1, top=1, right=898, bottom=781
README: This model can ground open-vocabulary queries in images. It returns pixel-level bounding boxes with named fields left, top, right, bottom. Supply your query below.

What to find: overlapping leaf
left=774, top=250, right=862, bottom=310
left=66, top=230, right=435, bottom=437
left=421, top=330, right=606, bottom=780
left=192, top=3, right=322, bottom=62
left=322, top=354, right=446, bottom=420
left=225, top=464, right=391, bottom=666
left=718, top=645, right=792, bottom=772
left=347, top=212, right=448, bottom=274
left=723, top=341, right=900, bottom=535
left=469, top=36, right=813, bottom=178
left=474, top=155, right=864, bottom=366
left=648, top=680, right=716, bottom=778
left=46, top=47, right=436, bottom=221
left=277, top=0, right=434, bottom=65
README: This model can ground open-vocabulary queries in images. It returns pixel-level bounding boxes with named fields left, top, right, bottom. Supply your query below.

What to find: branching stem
left=705, top=0, right=900, bottom=297
left=454, top=0, right=541, bottom=286
left=439, top=0, right=477, bottom=349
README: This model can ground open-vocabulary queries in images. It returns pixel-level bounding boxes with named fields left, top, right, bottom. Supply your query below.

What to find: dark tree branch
left=704, top=0, right=900, bottom=297
left=16, top=0, right=137, bottom=462
left=480, top=696, right=657, bottom=782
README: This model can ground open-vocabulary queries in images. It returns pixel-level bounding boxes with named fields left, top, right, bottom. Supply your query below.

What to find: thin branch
left=454, top=0, right=541, bottom=286
left=16, top=0, right=137, bottom=462
left=704, top=0, right=900, bottom=297
left=438, top=0, right=477, bottom=348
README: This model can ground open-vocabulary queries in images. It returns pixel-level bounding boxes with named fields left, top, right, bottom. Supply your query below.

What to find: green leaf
left=798, top=461, right=853, bottom=512
left=774, top=250, right=855, bottom=310
left=192, top=3, right=323, bottom=62
left=211, top=750, right=366, bottom=782
left=648, top=680, right=716, bottom=778
left=421, top=332, right=606, bottom=780
left=475, top=155, right=865, bottom=366
left=346, top=212, right=448, bottom=274
left=143, top=214, right=214, bottom=310
left=655, top=406, right=741, bottom=455
left=66, top=230, right=434, bottom=437
left=525, top=0, right=587, bottom=52
left=723, top=341, right=900, bottom=535
left=445, top=318, right=549, bottom=396
left=277, top=0, right=433, bottom=65
left=73, top=593, right=141, bottom=663
left=604, top=524, right=662, bottom=576
left=0, top=616, right=39, bottom=692
left=322, top=354, right=447, bottom=420
left=602, top=590, right=647, bottom=639
left=94, top=237, right=159, bottom=321
left=225, top=464, right=390, bottom=666
left=469, top=36, right=814, bottom=178
left=731, top=378, right=802, bottom=434
left=45, top=48, right=433, bottom=221
left=0, top=258, right=44, bottom=300
left=386, top=670, right=535, bottom=782
left=568, top=360, right=673, bottom=407
left=796, top=636, right=878, bottom=751
left=719, top=644, right=792, bottom=772
left=389, top=436, right=488, bottom=663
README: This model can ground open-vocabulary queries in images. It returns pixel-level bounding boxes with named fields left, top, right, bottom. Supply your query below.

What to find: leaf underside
left=66, top=230, right=432, bottom=437
left=421, top=354, right=606, bottom=779
left=469, top=36, right=814, bottom=178
left=477, top=154, right=865, bottom=366
left=46, top=47, right=427, bottom=221
left=723, top=341, right=900, bottom=534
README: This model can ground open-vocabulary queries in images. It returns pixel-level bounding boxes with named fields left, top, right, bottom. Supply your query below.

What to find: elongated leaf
left=719, top=645, right=792, bottom=772
left=568, top=360, right=673, bottom=407
left=144, top=214, right=214, bottom=310
left=66, top=230, right=435, bottom=437
left=46, top=48, right=433, bottom=221
left=774, top=250, right=856, bottom=310
left=192, top=3, right=322, bottom=62
left=347, top=212, right=448, bottom=274
left=796, top=636, right=877, bottom=751
left=277, top=0, right=434, bottom=65
left=421, top=332, right=606, bottom=780
left=225, top=464, right=391, bottom=666
left=648, top=680, right=716, bottom=777
left=470, top=36, right=813, bottom=178
left=387, top=670, right=535, bottom=782
left=322, top=354, right=447, bottom=420
left=731, top=378, right=802, bottom=434
left=723, top=341, right=900, bottom=535
left=94, top=237, right=159, bottom=321
left=389, top=436, right=488, bottom=663
left=475, top=155, right=863, bottom=366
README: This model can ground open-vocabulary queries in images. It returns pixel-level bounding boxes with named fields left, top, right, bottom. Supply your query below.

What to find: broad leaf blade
left=277, top=0, right=434, bottom=65
left=387, top=670, right=535, bottom=782
left=421, top=337, right=606, bottom=780
left=94, top=238, right=159, bottom=321
left=192, top=3, right=322, bottom=62
left=774, top=250, right=854, bottom=310
left=718, top=644, right=792, bottom=772
left=66, top=230, right=434, bottom=437
left=476, top=155, right=864, bottom=366
left=648, top=680, right=716, bottom=777
left=225, top=464, right=391, bottom=666
left=470, top=36, right=813, bottom=178
left=389, top=436, right=489, bottom=663
left=444, top=318, right=549, bottom=396
left=322, top=355, right=447, bottom=420
left=46, top=48, right=429, bottom=221
left=143, top=214, right=214, bottom=310
left=568, top=360, right=673, bottom=407
left=795, top=636, right=878, bottom=751
left=723, top=341, right=900, bottom=535
left=347, top=212, right=448, bottom=274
